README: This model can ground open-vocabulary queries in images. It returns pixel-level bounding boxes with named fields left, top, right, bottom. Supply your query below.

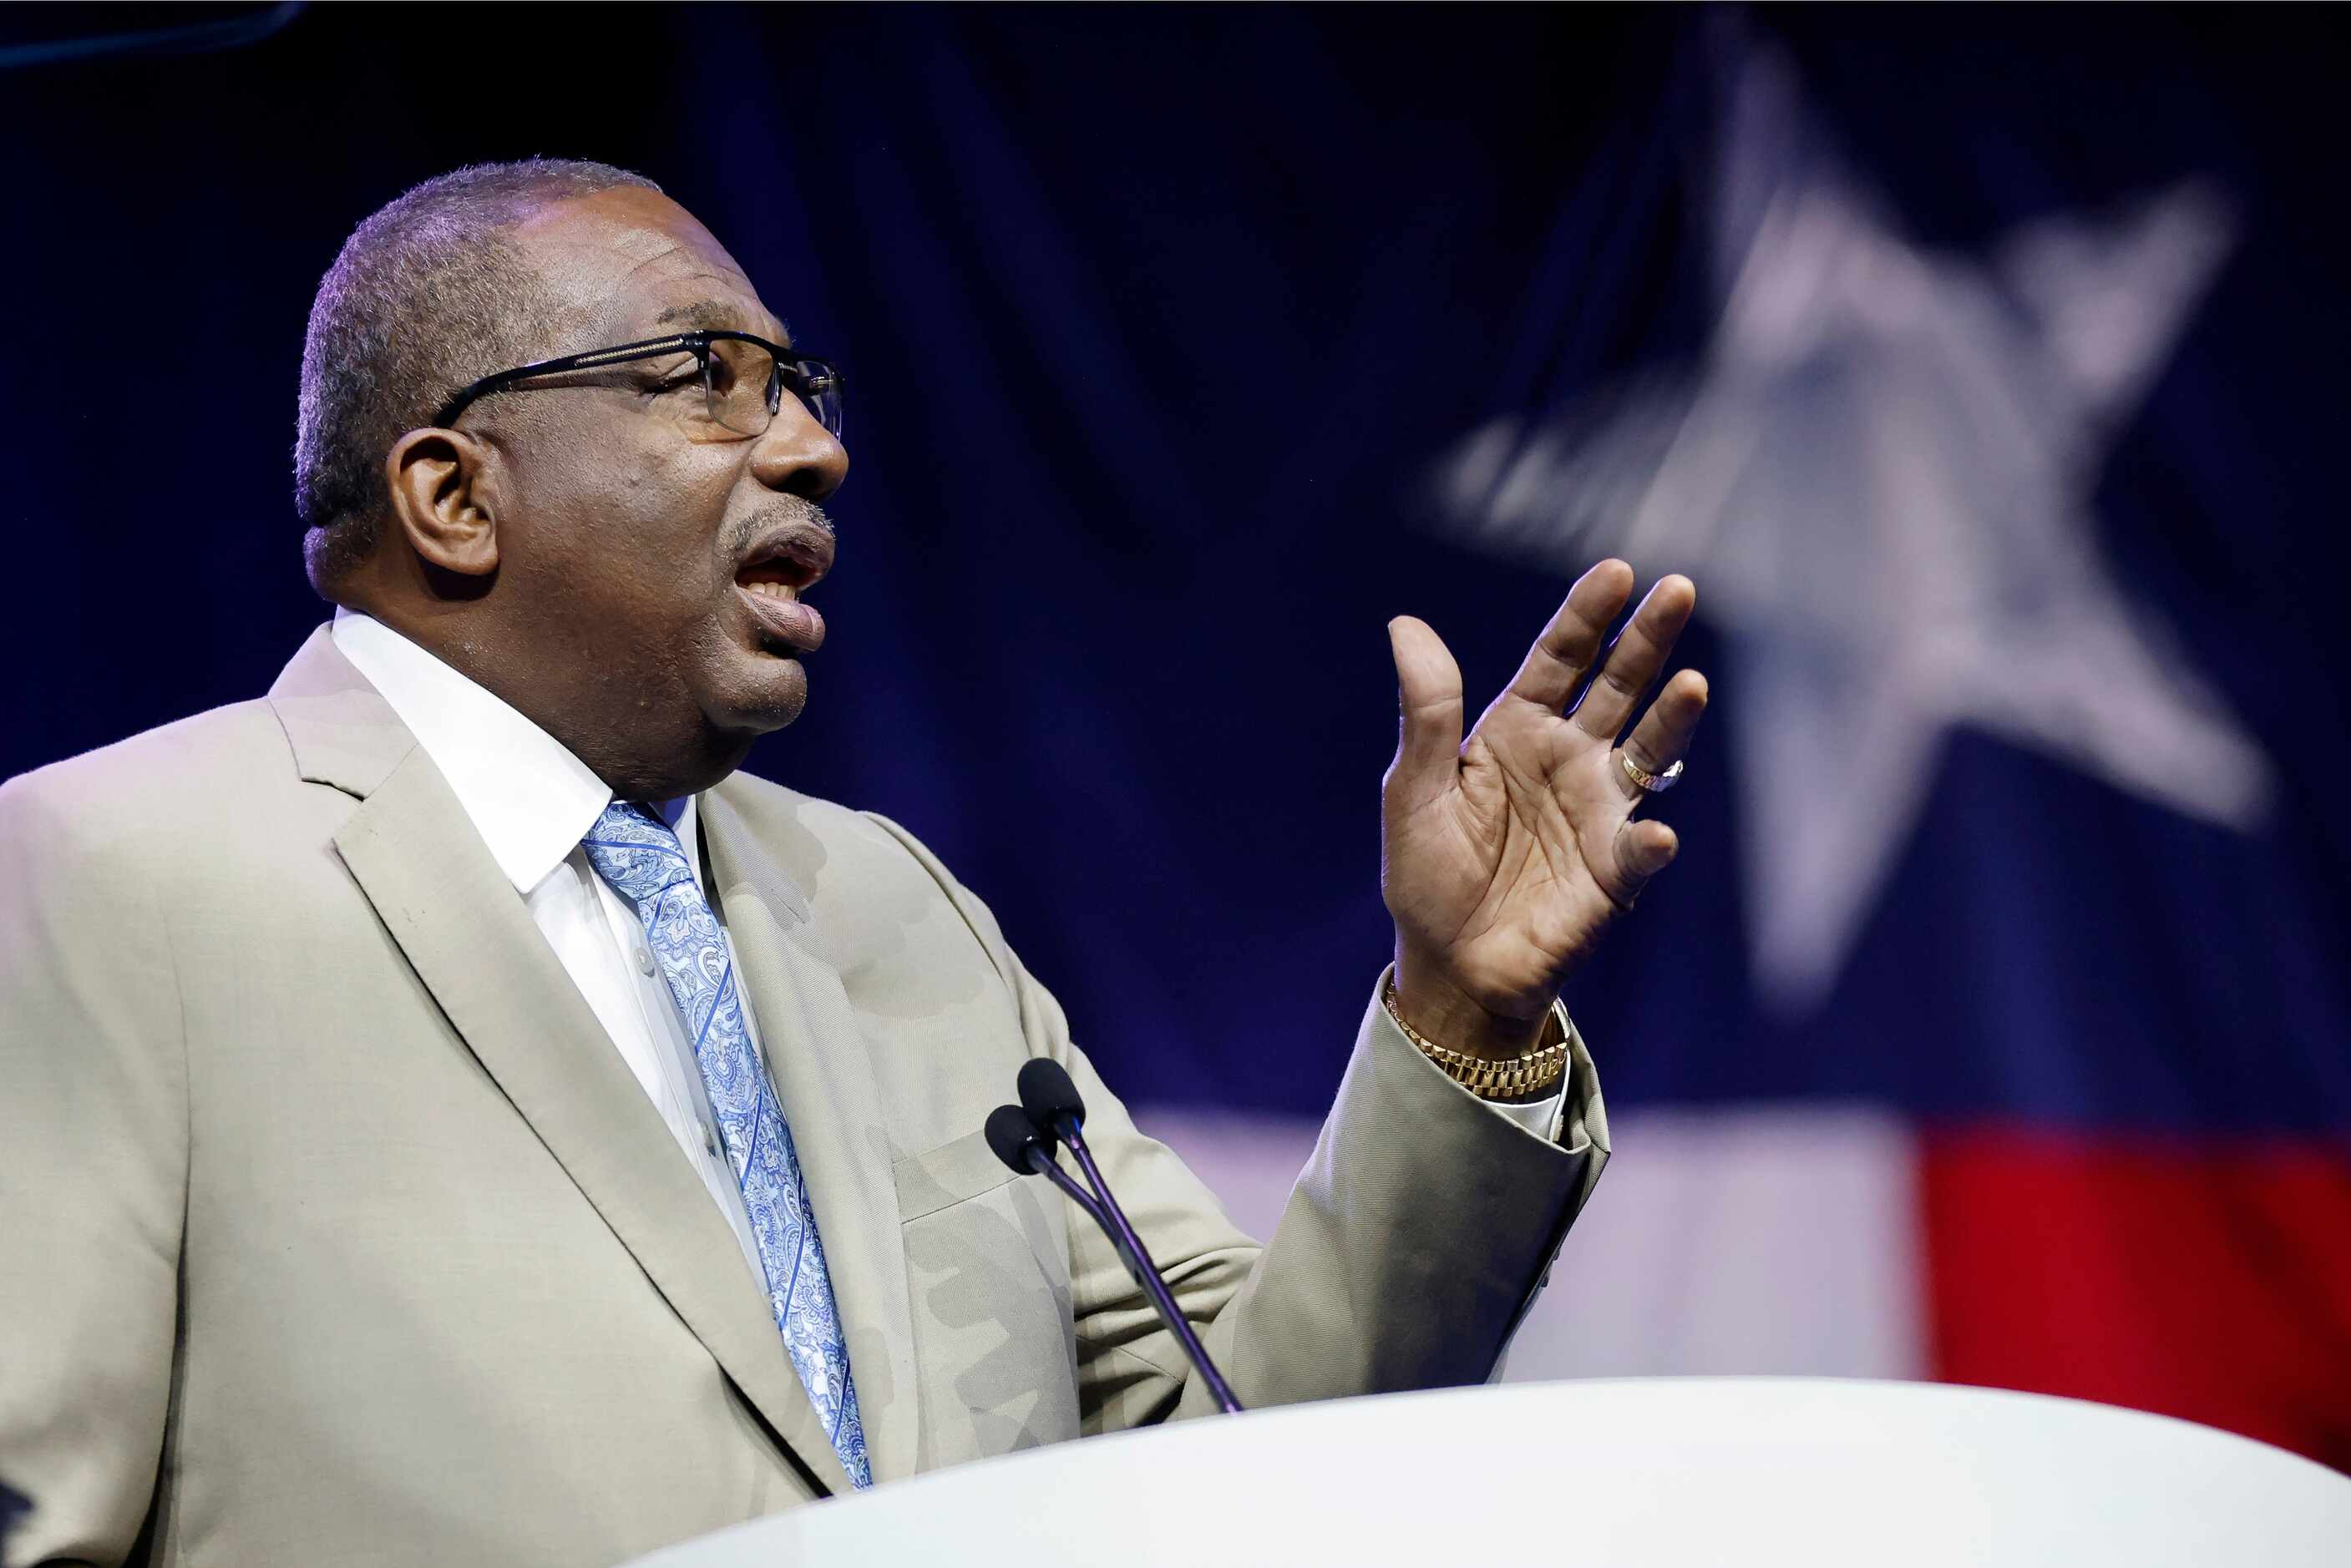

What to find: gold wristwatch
left=1382, top=977, right=1571, bottom=1101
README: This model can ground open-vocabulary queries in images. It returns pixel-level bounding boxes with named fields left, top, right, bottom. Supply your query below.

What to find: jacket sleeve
left=863, top=815, right=1609, bottom=1433
left=0, top=771, right=188, bottom=1565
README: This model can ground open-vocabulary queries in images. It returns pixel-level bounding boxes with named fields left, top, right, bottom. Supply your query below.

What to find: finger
left=1615, top=668, right=1710, bottom=803
left=1573, top=573, right=1696, bottom=741
left=1502, top=559, right=1636, bottom=711
left=1386, top=615, right=1464, bottom=810
left=1604, top=817, right=1680, bottom=909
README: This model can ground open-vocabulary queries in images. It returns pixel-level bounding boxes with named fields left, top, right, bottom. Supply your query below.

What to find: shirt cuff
left=1483, top=1085, right=1568, bottom=1141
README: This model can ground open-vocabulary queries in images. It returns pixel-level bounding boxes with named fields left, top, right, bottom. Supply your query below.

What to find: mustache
left=725, top=495, right=835, bottom=559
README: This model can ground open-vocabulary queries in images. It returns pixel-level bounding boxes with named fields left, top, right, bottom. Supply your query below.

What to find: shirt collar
left=331, top=610, right=699, bottom=895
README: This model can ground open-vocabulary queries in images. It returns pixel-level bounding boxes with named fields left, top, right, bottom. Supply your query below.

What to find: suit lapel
left=702, top=789, right=921, bottom=1486
left=271, top=629, right=855, bottom=1498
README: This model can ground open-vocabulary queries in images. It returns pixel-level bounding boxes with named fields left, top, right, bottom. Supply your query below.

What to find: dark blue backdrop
left=5, top=3, right=2346, bottom=1137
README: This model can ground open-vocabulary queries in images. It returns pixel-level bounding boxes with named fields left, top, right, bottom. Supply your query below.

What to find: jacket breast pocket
left=890, top=1130, right=1080, bottom=1467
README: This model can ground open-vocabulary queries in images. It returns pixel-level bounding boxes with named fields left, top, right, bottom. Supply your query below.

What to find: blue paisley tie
left=580, top=801, right=871, bottom=1489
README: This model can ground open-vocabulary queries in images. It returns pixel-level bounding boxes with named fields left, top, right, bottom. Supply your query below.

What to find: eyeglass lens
left=701, top=338, right=844, bottom=441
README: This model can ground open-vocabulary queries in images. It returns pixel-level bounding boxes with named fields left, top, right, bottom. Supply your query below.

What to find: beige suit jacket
left=0, top=629, right=1609, bottom=1567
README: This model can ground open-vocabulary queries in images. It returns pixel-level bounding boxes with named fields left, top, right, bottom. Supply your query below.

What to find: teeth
left=744, top=580, right=794, bottom=599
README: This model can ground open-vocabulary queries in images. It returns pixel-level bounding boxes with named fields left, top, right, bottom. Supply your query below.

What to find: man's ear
left=385, top=427, right=501, bottom=576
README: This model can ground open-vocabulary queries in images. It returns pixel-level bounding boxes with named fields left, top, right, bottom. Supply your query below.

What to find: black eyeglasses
left=435, top=330, right=844, bottom=441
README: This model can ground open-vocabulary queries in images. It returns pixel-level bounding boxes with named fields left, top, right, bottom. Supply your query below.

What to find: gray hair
left=293, top=157, right=662, bottom=594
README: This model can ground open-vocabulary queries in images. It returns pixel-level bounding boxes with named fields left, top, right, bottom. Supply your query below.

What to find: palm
left=1382, top=560, right=1706, bottom=1034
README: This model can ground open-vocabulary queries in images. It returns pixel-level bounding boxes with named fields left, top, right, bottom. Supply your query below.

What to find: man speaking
left=0, top=159, right=1707, bottom=1566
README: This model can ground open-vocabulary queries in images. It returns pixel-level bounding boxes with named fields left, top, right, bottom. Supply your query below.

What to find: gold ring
left=1619, top=751, right=1685, bottom=794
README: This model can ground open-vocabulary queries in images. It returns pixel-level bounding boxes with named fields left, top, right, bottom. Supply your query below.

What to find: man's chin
left=711, top=650, right=810, bottom=737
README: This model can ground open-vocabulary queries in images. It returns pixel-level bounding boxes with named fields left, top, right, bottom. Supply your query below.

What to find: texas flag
left=1142, top=26, right=2351, bottom=1470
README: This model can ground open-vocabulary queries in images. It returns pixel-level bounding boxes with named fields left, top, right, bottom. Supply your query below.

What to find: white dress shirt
left=331, top=610, right=1565, bottom=1292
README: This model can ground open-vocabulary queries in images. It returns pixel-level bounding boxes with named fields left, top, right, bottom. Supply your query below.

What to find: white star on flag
left=1433, top=44, right=2272, bottom=1011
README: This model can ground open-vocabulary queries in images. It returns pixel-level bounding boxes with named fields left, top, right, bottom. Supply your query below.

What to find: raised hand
left=1381, top=559, right=1708, bottom=1059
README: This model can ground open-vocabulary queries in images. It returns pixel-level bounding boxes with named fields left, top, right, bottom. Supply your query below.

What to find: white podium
left=625, top=1378, right=2351, bottom=1567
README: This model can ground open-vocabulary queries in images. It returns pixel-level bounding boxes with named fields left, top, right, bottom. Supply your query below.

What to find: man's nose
left=748, top=398, right=849, bottom=502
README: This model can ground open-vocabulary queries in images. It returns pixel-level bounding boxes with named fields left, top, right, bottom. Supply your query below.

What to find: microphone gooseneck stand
left=985, top=1065, right=1246, bottom=1415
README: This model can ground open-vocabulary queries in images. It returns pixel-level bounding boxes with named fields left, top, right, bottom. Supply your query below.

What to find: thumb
left=1386, top=616, right=1464, bottom=805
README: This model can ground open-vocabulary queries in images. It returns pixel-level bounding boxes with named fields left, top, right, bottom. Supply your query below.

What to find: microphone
left=985, top=1103, right=1166, bottom=1294
left=993, top=1060, right=1244, bottom=1415
left=984, top=1104, right=1117, bottom=1237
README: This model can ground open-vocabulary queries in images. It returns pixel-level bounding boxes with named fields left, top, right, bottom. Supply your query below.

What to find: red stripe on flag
left=1923, top=1127, right=2351, bottom=1471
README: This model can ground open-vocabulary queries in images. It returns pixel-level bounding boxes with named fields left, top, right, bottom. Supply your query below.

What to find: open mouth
left=732, top=524, right=832, bottom=656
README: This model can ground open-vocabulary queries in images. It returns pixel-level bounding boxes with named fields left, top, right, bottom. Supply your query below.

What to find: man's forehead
left=514, top=188, right=786, bottom=342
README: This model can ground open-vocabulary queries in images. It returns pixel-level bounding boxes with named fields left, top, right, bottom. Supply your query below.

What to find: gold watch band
left=1381, top=977, right=1571, bottom=1101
